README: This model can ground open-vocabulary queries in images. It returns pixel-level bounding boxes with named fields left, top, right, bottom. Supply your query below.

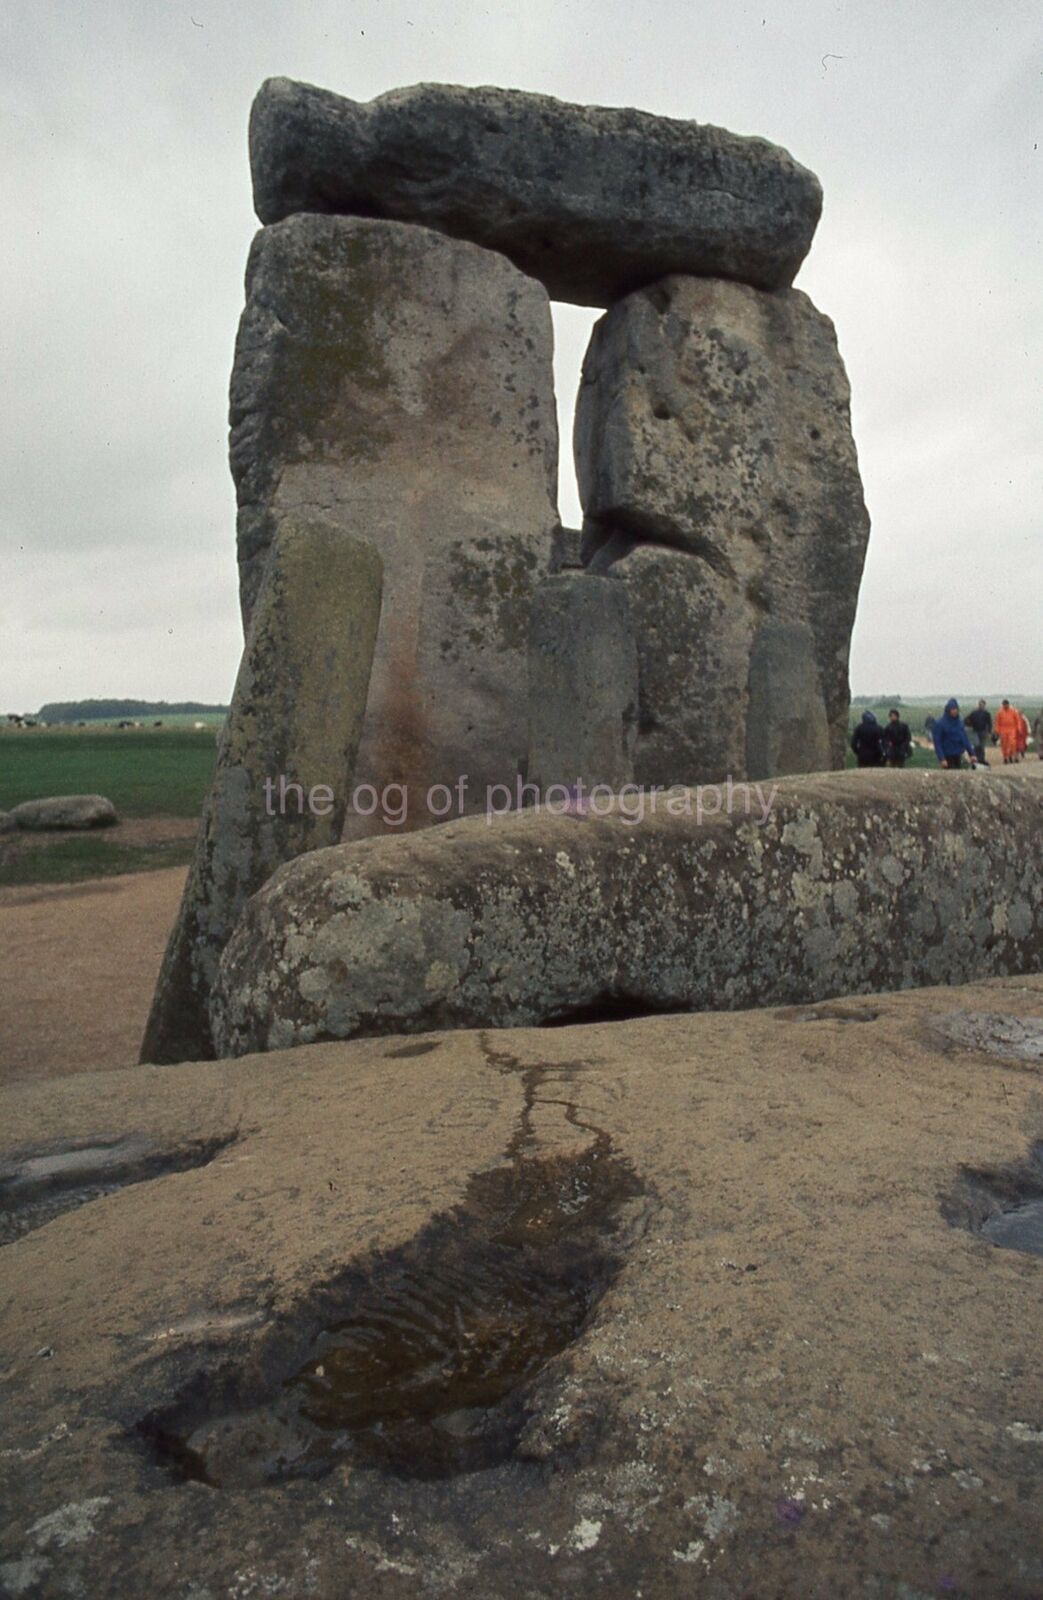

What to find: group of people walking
left=851, top=698, right=1040, bottom=771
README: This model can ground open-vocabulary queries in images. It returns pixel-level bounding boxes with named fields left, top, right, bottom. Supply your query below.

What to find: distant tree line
left=36, top=699, right=229, bottom=722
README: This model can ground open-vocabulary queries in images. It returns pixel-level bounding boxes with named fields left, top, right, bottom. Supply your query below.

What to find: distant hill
left=37, top=699, right=229, bottom=723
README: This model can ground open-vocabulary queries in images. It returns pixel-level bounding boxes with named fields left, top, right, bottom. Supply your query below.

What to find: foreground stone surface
left=2, top=977, right=1042, bottom=1598
left=211, top=771, right=1042, bottom=1056
left=140, top=518, right=382, bottom=1066
left=249, top=77, right=823, bottom=305
left=230, top=213, right=559, bottom=833
left=10, top=796, right=118, bottom=831
left=576, top=277, right=870, bottom=777
left=0, top=811, right=15, bottom=835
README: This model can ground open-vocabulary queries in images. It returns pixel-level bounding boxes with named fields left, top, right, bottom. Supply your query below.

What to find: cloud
left=1, top=0, right=1040, bottom=708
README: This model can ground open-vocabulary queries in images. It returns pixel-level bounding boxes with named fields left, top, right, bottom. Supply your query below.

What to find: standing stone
left=527, top=572, right=638, bottom=793
left=230, top=213, right=559, bottom=835
left=746, top=619, right=831, bottom=779
left=595, top=542, right=751, bottom=787
left=575, top=276, right=870, bottom=776
left=248, top=78, right=823, bottom=306
left=140, top=516, right=382, bottom=1066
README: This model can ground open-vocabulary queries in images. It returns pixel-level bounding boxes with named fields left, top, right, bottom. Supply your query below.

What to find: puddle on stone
left=942, top=1141, right=1043, bottom=1260
left=930, top=1012, right=1043, bottom=1067
left=140, top=1136, right=644, bottom=1488
left=980, top=1201, right=1043, bottom=1256
left=0, top=1133, right=236, bottom=1246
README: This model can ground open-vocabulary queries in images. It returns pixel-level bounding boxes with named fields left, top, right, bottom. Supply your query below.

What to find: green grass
left=0, top=835, right=198, bottom=888
left=843, top=743, right=936, bottom=770
left=0, top=727, right=218, bottom=817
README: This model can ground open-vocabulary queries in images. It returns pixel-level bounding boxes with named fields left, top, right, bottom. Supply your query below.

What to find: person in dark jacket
left=882, top=708, right=912, bottom=767
left=932, top=698, right=977, bottom=769
left=851, top=710, right=885, bottom=767
left=966, top=699, right=992, bottom=765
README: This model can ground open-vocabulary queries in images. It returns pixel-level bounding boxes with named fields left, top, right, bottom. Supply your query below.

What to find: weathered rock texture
left=140, top=517, right=382, bottom=1066
left=587, top=541, right=749, bottom=786
left=211, top=771, right=1042, bottom=1056
left=10, top=796, right=117, bottom=831
left=576, top=276, right=870, bottom=778
left=746, top=618, right=832, bottom=778
left=527, top=571, right=637, bottom=791
left=0, top=810, right=16, bottom=834
left=249, top=77, right=823, bottom=305
left=4, top=978, right=1043, bottom=1597
left=230, top=213, right=559, bottom=834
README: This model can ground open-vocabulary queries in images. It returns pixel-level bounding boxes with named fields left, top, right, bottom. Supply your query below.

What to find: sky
left=1, top=0, right=1040, bottom=712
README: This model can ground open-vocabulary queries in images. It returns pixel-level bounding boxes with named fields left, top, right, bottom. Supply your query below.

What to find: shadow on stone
left=942, top=1140, right=1043, bottom=1260
left=539, top=993, right=671, bottom=1028
left=0, top=1133, right=238, bottom=1247
left=137, top=1139, right=644, bottom=1488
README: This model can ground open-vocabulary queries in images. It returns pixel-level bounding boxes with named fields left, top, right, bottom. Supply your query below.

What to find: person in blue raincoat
left=932, top=698, right=977, bottom=770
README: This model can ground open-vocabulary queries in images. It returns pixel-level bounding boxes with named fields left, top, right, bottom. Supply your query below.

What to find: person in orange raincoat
left=994, top=699, right=1021, bottom=764
left=1016, top=709, right=1030, bottom=759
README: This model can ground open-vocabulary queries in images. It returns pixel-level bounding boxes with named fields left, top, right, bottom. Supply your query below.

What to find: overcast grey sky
left=2, top=0, right=1040, bottom=711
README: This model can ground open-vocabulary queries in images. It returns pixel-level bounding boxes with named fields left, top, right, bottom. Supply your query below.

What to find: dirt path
left=0, top=867, right=187, bottom=1084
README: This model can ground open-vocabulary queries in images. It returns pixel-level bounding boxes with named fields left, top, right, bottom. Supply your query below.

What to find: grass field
left=0, top=726, right=218, bottom=887
left=0, top=835, right=198, bottom=887
left=0, top=726, right=219, bottom=817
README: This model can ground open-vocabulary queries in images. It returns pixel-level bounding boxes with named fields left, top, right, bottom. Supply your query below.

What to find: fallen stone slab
left=140, top=516, right=382, bottom=1067
left=230, top=214, right=559, bottom=833
left=210, top=770, right=1042, bottom=1056
left=10, top=795, right=118, bottom=830
left=575, top=276, right=870, bottom=774
left=3, top=976, right=1043, bottom=1597
left=248, top=77, right=823, bottom=305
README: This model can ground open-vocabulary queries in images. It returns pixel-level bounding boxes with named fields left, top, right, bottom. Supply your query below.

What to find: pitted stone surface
left=230, top=214, right=559, bottom=834
left=248, top=77, right=822, bottom=305
left=4, top=978, right=1043, bottom=1597
left=210, top=771, right=1043, bottom=1055
left=141, top=516, right=382, bottom=1065
left=575, top=276, right=870, bottom=776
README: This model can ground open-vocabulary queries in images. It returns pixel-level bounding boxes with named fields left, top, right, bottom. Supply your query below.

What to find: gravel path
left=0, top=866, right=186, bottom=1083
